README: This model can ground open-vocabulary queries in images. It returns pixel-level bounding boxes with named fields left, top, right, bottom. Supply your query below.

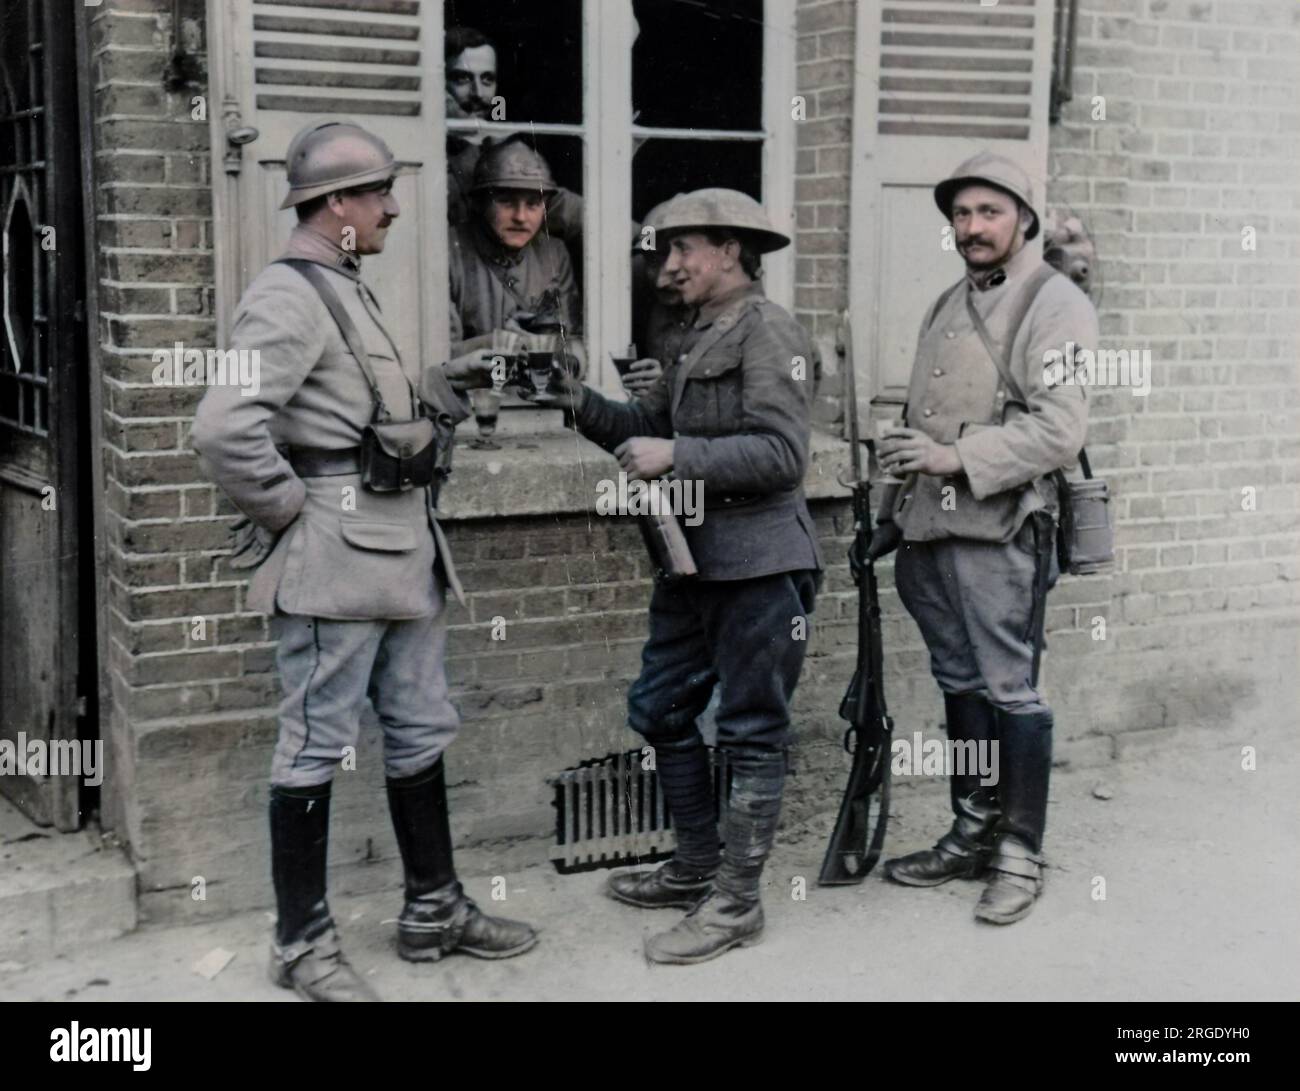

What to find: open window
left=209, top=0, right=794, bottom=400
left=439, top=0, right=795, bottom=395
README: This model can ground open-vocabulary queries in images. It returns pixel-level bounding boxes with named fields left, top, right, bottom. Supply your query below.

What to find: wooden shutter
left=208, top=0, right=449, bottom=367
left=847, top=0, right=1055, bottom=409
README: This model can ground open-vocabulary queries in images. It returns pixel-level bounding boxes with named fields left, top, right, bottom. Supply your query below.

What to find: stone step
left=0, top=795, right=136, bottom=966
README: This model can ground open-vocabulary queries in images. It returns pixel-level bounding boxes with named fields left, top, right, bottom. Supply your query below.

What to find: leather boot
left=885, top=692, right=1000, bottom=886
left=386, top=757, right=538, bottom=961
left=267, top=783, right=380, bottom=1002
left=608, top=733, right=719, bottom=909
left=643, top=745, right=781, bottom=965
left=975, top=708, right=1052, bottom=925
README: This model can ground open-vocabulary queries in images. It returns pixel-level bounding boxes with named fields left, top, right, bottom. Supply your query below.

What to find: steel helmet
left=653, top=187, right=790, bottom=254
left=470, top=139, right=558, bottom=195
left=279, top=120, right=406, bottom=210
left=933, top=151, right=1041, bottom=240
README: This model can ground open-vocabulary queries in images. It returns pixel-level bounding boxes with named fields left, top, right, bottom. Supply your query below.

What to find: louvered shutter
left=208, top=0, right=449, bottom=367
left=847, top=0, right=1055, bottom=407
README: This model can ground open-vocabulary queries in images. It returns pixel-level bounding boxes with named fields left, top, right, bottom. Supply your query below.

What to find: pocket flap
left=687, top=345, right=743, bottom=381
left=339, top=521, right=418, bottom=552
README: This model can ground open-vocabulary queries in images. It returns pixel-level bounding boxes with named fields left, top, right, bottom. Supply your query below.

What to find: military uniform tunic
left=574, top=283, right=823, bottom=748
left=191, top=225, right=470, bottom=786
left=448, top=221, right=580, bottom=351
left=882, top=243, right=1097, bottom=712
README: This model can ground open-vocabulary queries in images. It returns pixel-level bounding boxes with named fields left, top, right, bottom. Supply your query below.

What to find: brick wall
left=794, top=0, right=856, bottom=427
left=87, top=0, right=216, bottom=857
left=1038, top=0, right=1300, bottom=723
left=83, top=0, right=1299, bottom=925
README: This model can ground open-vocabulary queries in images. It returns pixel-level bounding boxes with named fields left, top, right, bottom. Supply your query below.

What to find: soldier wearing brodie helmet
left=541, top=187, right=823, bottom=965
left=870, top=151, right=1096, bottom=924
left=192, top=120, right=538, bottom=1002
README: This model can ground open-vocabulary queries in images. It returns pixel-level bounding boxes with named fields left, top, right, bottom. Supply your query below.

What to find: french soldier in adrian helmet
left=191, top=120, right=538, bottom=1001
left=871, top=152, right=1097, bottom=924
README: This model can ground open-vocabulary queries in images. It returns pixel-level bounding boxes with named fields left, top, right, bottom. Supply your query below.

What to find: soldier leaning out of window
left=443, top=25, right=584, bottom=243
left=448, top=140, right=585, bottom=374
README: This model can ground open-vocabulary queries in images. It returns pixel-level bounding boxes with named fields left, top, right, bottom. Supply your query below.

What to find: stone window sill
left=437, top=426, right=855, bottom=521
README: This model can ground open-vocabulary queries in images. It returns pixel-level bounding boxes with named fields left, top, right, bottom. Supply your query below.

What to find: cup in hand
left=874, top=418, right=907, bottom=484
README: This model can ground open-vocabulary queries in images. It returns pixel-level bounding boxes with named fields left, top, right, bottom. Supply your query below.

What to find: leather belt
left=288, top=445, right=361, bottom=477
left=704, top=492, right=761, bottom=510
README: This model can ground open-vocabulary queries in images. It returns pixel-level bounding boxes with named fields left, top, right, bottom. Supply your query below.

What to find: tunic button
left=923, top=408, right=934, bottom=418
left=932, top=368, right=943, bottom=377
left=996, top=390, right=1005, bottom=399
left=945, top=331, right=956, bottom=339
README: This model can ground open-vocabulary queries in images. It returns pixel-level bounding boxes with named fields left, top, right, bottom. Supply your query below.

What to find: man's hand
left=876, top=427, right=962, bottom=477
left=228, top=516, right=282, bottom=571
left=621, top=358, right=663, bottom=397
left=614, top=437, right=675, bottom=480
left=519, top=372, right=586, bottom=412
left=442, top=349, right=499, bottom=391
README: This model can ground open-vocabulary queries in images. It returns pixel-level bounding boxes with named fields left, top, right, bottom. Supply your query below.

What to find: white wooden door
left=208, top=0, right=450, bottom=367
left=848, top=0, right=1056, bottom=411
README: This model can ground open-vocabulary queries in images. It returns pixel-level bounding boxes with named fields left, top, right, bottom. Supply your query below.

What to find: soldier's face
left=643, top=251, right=681, bottom=305
left=331, top=180, right=400, bottom=254
left=486, top=190, right=546, bottom=249
left=447, top=46, right=498, bottom=119
left=663, top=233, right=736, bottom=306
left=951, top=184, right=1027, bottom=269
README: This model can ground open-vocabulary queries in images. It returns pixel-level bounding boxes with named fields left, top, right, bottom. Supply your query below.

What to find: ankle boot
left=268, top=782, right=379, bottom=1002
left=975, top=708, right=1052, bottom=925
left=608, top=733, right=719, bottom=909
left=643, top=745, right=782, bottom=965
left=886, top=692, right=1000, bottom=886
left=386, top=757, right=538, bottom=961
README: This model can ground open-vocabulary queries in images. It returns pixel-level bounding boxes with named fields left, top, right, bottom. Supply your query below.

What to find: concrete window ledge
left=436, top=427, right=855, bottom=521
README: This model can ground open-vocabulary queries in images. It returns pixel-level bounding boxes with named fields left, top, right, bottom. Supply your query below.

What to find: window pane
left=444, top=0, right=582, bottom=126
left=633, top=136, right=762, bottom=222
left=632, top=0, right=763, bottom=131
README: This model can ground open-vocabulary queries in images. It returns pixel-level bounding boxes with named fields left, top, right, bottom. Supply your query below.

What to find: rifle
left=818, top=311, right=893, bottom=885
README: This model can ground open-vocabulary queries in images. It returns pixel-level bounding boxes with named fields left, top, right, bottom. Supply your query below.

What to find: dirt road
left=2, top=725, right=1295, bottom=1002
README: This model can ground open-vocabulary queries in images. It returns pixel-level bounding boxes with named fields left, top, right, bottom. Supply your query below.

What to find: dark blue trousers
left=627, top=569, right=820, bottom=751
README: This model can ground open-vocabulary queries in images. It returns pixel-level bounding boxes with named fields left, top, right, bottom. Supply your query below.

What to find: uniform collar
left=692, top=281, right=763, bottom=330
left=282, top=224, right=362, bottom=280
left=964, top=240, right=1037, bottom=292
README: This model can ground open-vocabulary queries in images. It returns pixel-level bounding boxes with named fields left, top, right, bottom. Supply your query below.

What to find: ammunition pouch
left=360, top=416, right=438, bottom=494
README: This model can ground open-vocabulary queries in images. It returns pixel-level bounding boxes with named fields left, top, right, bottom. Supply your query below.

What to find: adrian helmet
left=933, top=151, right=1041, bottom=240
left=279, top=120, right=406, bottom=210
left=470, top=139, right=558, bottom=195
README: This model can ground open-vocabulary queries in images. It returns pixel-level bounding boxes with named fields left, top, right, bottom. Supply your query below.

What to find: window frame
left=434, top=0, right=797, bottom=397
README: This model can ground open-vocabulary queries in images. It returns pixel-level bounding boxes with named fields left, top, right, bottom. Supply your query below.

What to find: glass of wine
left=470, top=388, right=502, bottom=450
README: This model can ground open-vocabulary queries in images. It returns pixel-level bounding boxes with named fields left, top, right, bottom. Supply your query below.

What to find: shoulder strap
left=964, top=263, right=1092, bottom=478
left=925, top=279, right=965, bottom=333
left=277, top=258, right=390, bottom=419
